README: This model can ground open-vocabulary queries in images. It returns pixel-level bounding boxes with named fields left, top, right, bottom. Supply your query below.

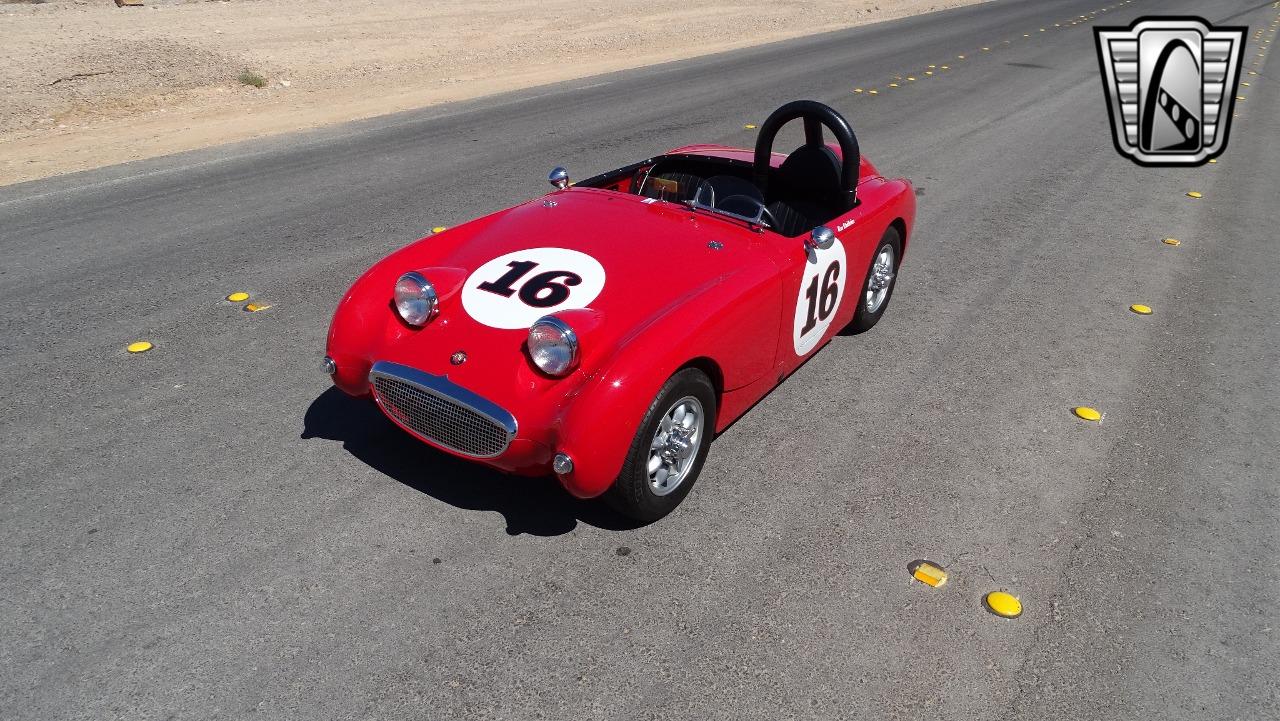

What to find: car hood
left=334, top=188, right=778, bottom=397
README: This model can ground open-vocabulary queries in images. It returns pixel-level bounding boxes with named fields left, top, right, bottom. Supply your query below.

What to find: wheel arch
left=888, top=217, right=909, bottom=257
left=678, top=356, right=725, bottom=423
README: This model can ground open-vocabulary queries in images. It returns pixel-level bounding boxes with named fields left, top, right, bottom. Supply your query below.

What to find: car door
left=768, top=206, right=878, bottom=377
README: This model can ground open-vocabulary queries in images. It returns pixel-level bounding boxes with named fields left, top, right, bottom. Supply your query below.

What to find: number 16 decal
left=792, top=239, right=847, bottom=355
left=462, top=247, right=606, bottom=329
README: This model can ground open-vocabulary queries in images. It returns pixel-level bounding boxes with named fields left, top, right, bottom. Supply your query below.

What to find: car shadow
left=301, top=387, right=642, bottom=536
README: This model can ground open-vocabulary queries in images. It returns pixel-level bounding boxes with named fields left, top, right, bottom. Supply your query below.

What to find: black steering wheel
left=752, top=100, right=862, bottom=211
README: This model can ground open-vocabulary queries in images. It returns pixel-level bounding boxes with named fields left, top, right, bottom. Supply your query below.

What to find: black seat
left=765, top=144, right=843, bottom=237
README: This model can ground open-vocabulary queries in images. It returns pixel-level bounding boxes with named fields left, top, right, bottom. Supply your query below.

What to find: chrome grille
left=369, top=361, right=516, bottom=459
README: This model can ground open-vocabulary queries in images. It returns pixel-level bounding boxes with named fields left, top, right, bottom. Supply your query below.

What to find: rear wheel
left=845, top=226, right=902, bottom=334
left=604, top=368, right=717, bottom=522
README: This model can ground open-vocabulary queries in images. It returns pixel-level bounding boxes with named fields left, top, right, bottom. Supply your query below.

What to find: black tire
left=844, top=226, right=903, bottom=334
left=604, top=368, right=717, bottom=523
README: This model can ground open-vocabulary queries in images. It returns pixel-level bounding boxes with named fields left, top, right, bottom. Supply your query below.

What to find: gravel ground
left=0, top=0, right=987, bottom=185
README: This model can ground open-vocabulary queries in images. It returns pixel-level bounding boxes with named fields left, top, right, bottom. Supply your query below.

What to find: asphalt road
left=3, top=0, right=1278, bottom=718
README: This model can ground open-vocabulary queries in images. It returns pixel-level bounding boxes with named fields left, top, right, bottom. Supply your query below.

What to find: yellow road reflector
left=226, top=292, right=250, bottom=302
left=928, top=64, right=937, bottom=68
left=743, top=123, right=756, bottom=129
left=907, top=76, right=916, bottom=81
left=925, top=71, right=934, bottom=75
left=1129, top=303, right=1153, bottom=315
left=1073, top=406, right=1102, bottom=422
left=432, top=226, right=447, bottom=233
left=909, top=560, right=949, bottom=587
left=982, top=46, right=991, bottom=51
left=985, top=591, right=1023, bottom=618
left=1243, top=82, right=1251, bottom=86
left=854, top=88, right=864, bottom=93
left=127, top=341, right=153, bottom=354
left=869, top=89, right=879, bottom=95
left=245, top=303, right=271, bottom=313
left=1162, top=237, right=1181, bottom=246
left=941, top=65, right=950, bottom=70
left=1024, top=33, right=1031, bottom=37
left=1208, top=158, right=1218, bottom=164
left=1040, top=28, right=1047, bottom=32
left=889, top=83, right=899, bottom=87
left=958, top=54, right=966, bottom=59
left=1237, top=95, right=1247, bottom=101
left=1186, top=191, right=1202, bottom=198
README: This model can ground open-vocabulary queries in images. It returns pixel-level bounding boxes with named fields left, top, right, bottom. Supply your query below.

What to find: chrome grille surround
left=368, top=361, right=517, bottom=459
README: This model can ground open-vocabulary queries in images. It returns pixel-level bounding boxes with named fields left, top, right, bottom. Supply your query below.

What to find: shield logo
left=1095, top=17, right=1246, bottom=166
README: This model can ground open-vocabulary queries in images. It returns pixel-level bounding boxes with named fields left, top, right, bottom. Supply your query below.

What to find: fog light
left=322, top=356, right=337, bottom=375
left=553, top=453, right=574, bottom=475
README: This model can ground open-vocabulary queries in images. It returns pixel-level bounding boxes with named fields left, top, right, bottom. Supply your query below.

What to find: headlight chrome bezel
left=528, top=315, right=579, bottom=377
left=394, top=271, right=439, bottom=326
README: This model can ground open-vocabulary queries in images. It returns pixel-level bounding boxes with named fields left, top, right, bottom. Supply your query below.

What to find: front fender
left=551, top=267, right=780, bottom=498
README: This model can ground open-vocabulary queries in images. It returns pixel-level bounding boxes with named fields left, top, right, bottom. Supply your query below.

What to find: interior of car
left=631, top=151, right=845, bottom=238
left=578, top=101, right=862, bottom=238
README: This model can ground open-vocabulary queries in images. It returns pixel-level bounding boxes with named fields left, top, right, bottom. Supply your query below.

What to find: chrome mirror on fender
left=806, top=226, right=836, bottom=251
left=548, top=167, right=569, bottom=190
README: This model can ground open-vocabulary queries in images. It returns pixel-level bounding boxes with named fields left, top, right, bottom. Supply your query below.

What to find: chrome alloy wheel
left=647, top=395, right=704, bottom=496
left=865, top=244, right=896, bottom=314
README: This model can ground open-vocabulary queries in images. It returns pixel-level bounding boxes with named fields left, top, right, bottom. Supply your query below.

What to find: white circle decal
left=462, top=247, right=606, bottom=329
left=792, top=239, right=847, bottom=355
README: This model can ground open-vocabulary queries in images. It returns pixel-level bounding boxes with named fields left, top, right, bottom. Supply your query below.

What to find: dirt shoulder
left=0, top=0, right=988, bottom=186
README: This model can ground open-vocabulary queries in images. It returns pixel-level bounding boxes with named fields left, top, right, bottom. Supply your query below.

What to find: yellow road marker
left=226, top=292, right=250, bottom=302
left=957, top=54, right=966, bottom=59
left=925, top=71, right=934, bottom=75
left=985, top=591, right=1022, bottom=618
left=245, top=303, right=271, bottom=313
left=1024, top=33, right=1031, bottom=37
left=432, top=226, right=447, bottom=233
left=743, top=123, right=756, bottom=129
left=1040, top=28, right=1047, bottom=32
left=1237, top=95, right=1247, bottom=101
left=909, top=560, right=949, bottom=588
left=1186, top=191, right=1203, bottom=198
left=1162, top=237, right=1181, bottom=246
left=941, top=65, right=950, bottom=70
left=889, top=83, right=899, bottom=87
left=854, top=88, right=864, bottom=93
left=127, top=341, right=153, bottom=354
left=907, top=76, right=916, bottom=81
left=869, top=89, right=879, bottom=95
left=1129, top=304, right=1153, bottom=315
left=982, top=47, right=991, bottom=51
left=1208, top=158, right=1218, bottom=164
left=928, top=64, right=937, bottom=68
left=1074, top=406, right=1102, bottom=422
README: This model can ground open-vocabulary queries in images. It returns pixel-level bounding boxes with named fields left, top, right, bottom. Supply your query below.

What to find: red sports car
left=325, top=100, right=916, bottom=521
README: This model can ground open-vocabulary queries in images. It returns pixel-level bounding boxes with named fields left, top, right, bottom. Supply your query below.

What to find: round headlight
left=394, top=271, right=438, bottom=326
left=528, top=316, right=579, bottom=377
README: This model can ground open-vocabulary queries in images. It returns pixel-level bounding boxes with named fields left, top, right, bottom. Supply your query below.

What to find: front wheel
left=844, top=226, right=902, bottom=334
left=604, top=368, right=717, bottom=522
